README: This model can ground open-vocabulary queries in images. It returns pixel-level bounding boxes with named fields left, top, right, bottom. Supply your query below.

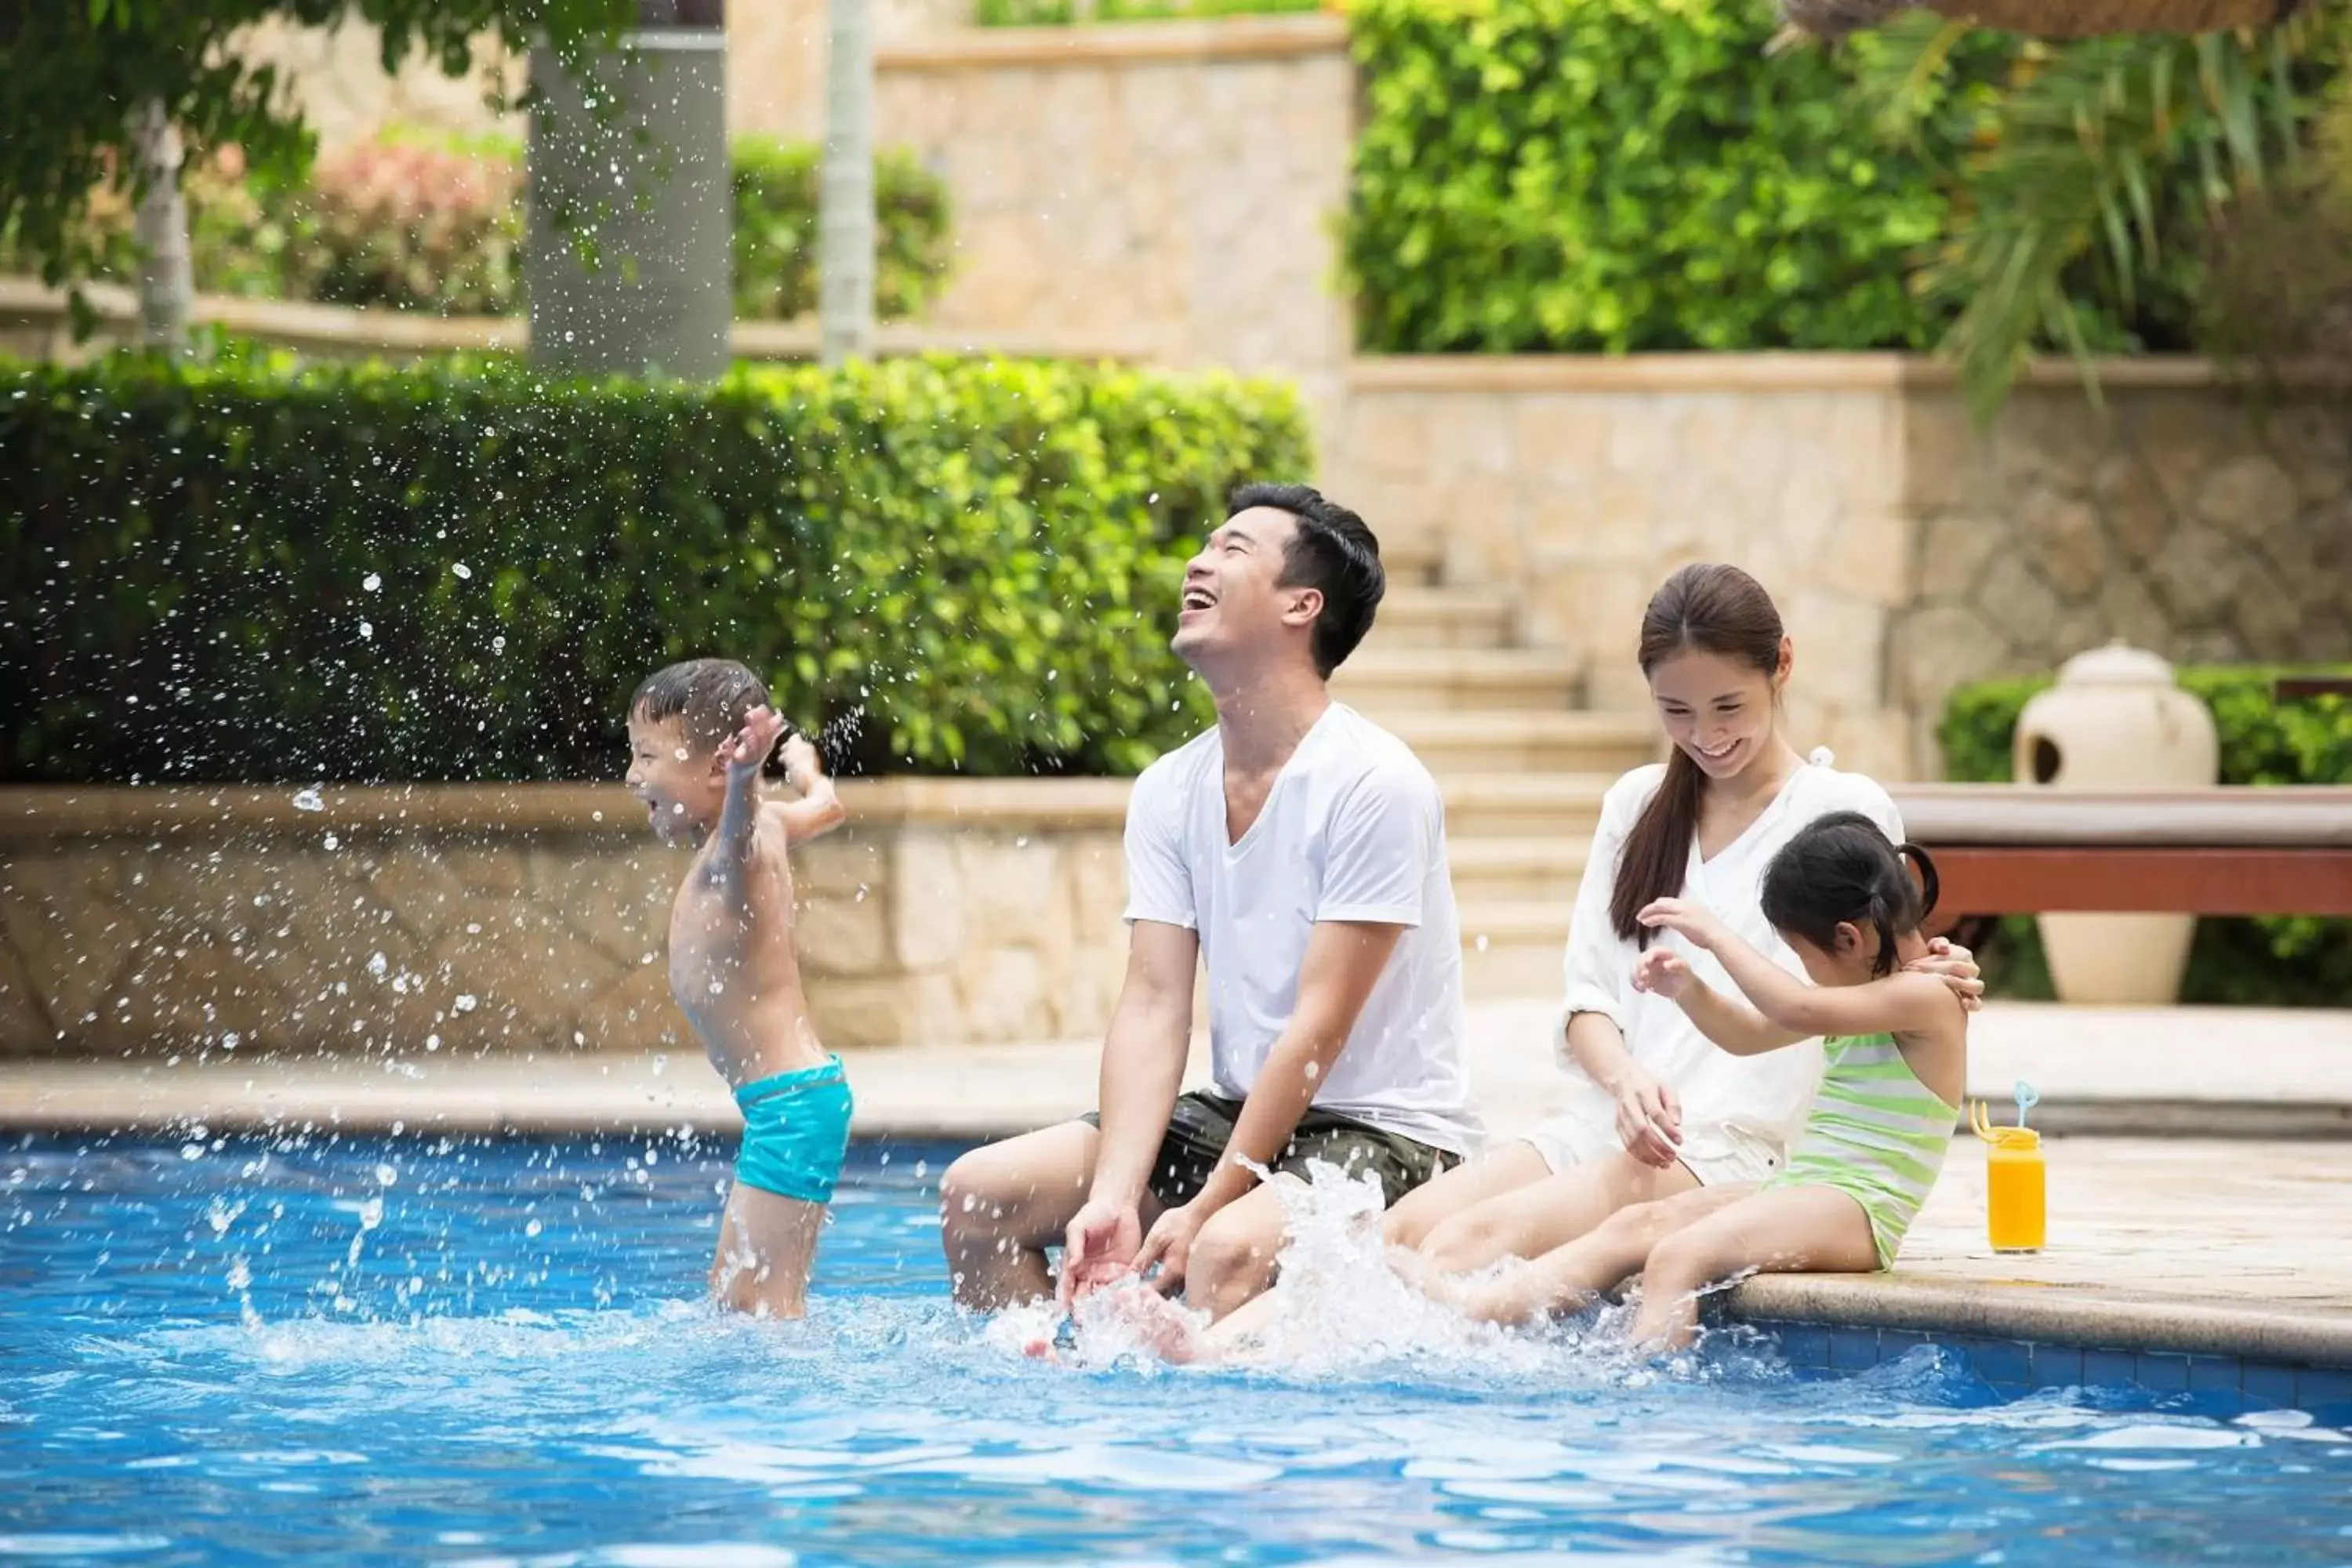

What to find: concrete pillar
left=526, top=0, right=731, bottom=380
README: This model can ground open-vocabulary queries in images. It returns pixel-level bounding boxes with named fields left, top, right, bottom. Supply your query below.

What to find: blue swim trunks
left=731, top=1055, right=855, bottom=1204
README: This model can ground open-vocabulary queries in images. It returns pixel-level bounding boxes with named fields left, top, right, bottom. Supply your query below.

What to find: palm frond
left=1911, top=24, right=2314, bottom=423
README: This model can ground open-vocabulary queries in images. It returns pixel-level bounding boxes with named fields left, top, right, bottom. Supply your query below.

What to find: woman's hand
left=1610, top=1066, right=1682, bottom=1170
left=1904, top=936, right=1986, bottom=1013
left=1637, top=896, right=1728, bottom=951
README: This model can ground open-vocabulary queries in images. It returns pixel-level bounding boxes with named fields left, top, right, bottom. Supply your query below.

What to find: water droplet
left=452, top=995, right=478, bottom=1014
left=525, top=1218, right=544, bottom=1237
left=291, top=787, right=325, bottom=813
left=362, top=573, right=383, bottom=593
left=452, top=562, right=474, bottom=580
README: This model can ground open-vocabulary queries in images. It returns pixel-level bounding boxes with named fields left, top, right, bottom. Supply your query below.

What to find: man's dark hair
left=629, top=658, right=771, bottom=751
left=1229, top=482, right=1385, bottom=677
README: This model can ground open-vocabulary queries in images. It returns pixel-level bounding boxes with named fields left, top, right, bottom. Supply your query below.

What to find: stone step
left=1367, top=586, right=1515, bottom=650
left=1447, top=836, right=1590, bottom=906
left=1378, top=531, right=1443, bottom=586
left=1440, top=771, right=1615, bottom=839
left=1458, top=899, right=1574, bottom=999
left=1333, top=648, right=1583, bottom=713
left=1391, top=710, right=1659, bottom=776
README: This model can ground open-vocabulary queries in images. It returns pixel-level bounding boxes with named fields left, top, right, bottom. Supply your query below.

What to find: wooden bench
left=1885, top=786, right=2352, bottom=938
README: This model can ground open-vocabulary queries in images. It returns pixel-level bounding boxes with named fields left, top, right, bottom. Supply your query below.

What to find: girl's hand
left=1904, top=936, right=1986, bottom=1014
left=1638, top=897, right=1726, bottom=951
left=1631, top=946, right=1694, bottom=1000
left=1610, top=1068, right=1682, bottom=1169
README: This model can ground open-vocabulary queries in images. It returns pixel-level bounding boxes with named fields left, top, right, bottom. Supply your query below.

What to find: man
left=938, top=483, right=1481, bottom=1322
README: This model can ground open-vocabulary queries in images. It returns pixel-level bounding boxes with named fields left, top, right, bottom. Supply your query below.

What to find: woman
left=1384, top=562, right=1979, bottom=1272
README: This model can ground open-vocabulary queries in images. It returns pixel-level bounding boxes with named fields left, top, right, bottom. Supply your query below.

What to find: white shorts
left=1521, top=1112, right=1783, bottom=1189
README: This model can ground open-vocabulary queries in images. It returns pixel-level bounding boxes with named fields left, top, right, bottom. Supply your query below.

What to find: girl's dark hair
left=1759, top=812, right=1940, bottom=976
left=1610, top=563, right=1788, bottom=945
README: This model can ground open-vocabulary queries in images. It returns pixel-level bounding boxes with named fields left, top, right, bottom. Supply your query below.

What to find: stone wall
left=0, top=782, right=1127, bottom=1059
left=869, top=18, right=1355, bottom=434
left=1323, top=358, right=2352, bottom=780
left=1893, top=378, right=2352, bottom=757
left=1327, top=356, right=1919, bottom=779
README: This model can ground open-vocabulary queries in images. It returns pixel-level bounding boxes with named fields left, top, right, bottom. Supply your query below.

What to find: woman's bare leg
left=1446, top=1186, right=1748, bottom=1326
left=1381, top=1140, right=1552, bottom=1250
left=1418, top=1150, right=1700, bottom=1274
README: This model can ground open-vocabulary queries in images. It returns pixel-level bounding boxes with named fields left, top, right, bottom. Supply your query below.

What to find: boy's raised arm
left=710, top=706, right=788, bottom=892
left=775, top=732, right=847, bottom=844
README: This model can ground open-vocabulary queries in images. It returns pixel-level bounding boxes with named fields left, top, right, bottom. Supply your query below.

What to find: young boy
left=626, top=657, right=852, bottom=1317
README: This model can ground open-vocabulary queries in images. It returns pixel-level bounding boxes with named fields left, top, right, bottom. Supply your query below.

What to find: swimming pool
left=5, top=1132, right=2350, bottom=1565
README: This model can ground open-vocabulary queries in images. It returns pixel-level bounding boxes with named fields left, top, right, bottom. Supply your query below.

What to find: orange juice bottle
left=1984, top=1127, right=2046, bottom=1254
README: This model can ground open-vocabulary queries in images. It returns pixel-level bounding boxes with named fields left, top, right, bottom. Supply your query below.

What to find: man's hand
left=1637, top=896, right=1728, bottom=951
left=1058, top=1196, right=1143, bottom=1310
left=1131, top=1202, right=1208, bottom=1297
left=721, top=705, right=786, bottom=782
left=1631, top=946, right=1695, bottom=1001
left=1611, top=1067, right=1683, bottom=1170
left=1904, top=936, right=1985, bottom=1013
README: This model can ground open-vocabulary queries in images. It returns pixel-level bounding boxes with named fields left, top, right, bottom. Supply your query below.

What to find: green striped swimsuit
left=1764, top=1032, right=1958, bottom=1269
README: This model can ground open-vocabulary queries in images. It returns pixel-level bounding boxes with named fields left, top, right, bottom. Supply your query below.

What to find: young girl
left=1410, top=811, right=1968, bottom=1351
left=1385, top=563, right=1978, bottom=1277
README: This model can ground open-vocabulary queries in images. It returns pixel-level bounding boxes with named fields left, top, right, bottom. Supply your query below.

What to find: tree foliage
left=0, top=0, right=633, bottom=292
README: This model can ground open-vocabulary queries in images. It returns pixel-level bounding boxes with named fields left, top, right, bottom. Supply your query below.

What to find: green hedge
left=1941, top=668, right=2352, bottom=1006
left=0, top=349, right=1309, bottom=783
left=1341, top=0, right=2189, bottom=356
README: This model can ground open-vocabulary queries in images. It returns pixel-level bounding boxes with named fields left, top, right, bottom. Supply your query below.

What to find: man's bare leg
left=710, top=1184, right=827, bottom=1318
left=939, top=1122, right=1166, bottom=1310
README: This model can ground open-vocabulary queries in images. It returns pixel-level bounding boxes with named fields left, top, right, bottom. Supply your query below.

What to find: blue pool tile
left=1969, top=1338, right=2035, bottom=1388
left=2295, top=1367, right=2352, bottom=1416
left=1829, top=1328, right=1883, bottom=1371
left=2082, top=1348, right=2139, bottom=1388
left=1774, top=1325, right=1831, bottom=1370
left=2243, top=1361, right=2301, bottom=1410
left=2136, top=1352, right=2193, bottom=1394
left=2031, top=1343, right=2085, bottom=1388
left=2187, top=1356, right=2243, bottom=1396
left=1877, top=1328, right=1932, bottom=1359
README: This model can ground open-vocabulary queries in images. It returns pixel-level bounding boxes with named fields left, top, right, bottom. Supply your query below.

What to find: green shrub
left=5, top=134, right=953, bottom=323
left=1340, top=0, right=2203, bottom=356
left=0, top=348, right=1310, bottom=783
left=729, top=138, right=952, bottom=321
left=1940, top=666, right=2352, bottom=1006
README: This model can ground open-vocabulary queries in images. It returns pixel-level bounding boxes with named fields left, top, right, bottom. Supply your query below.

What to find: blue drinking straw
left=2014, top=1079, right=2042, bottom=1128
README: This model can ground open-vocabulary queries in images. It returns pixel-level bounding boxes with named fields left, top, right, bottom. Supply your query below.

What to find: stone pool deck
left=7, top=1000, right=2351, bottom=1374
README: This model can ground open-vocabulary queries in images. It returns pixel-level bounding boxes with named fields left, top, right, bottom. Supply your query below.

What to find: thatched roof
left=1778, top=0, right=2308, bottom=40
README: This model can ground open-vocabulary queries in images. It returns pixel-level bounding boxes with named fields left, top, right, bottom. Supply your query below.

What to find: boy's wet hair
left=1760, top=811, right=1940, bottom=976
left=1230, top=481, right=1385, bottom=678
left=630, top=659, right=771, bottom=752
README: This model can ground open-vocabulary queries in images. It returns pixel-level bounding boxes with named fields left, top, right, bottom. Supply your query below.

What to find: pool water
left=5, top=1133, right=2351, bottom=1566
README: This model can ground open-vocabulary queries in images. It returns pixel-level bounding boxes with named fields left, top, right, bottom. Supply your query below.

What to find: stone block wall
left=869, top=18, right=1355, bottom=436
left=0, top=782, right=1129, bottom=1059
left=1324, top=358, right=2352, bottom=780
left=1893, top=379, right=2352, bottom=764
left=1327, top=357, right=1919, bottom=780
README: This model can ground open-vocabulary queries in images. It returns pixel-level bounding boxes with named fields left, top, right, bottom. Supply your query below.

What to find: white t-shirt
left=1553, top=754, right=1905, bottom=1163
left=1123, top=703, right=1482, bottom=1156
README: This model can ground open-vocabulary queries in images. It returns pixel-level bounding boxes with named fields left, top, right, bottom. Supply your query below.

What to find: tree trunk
left=818, top=0, right=875, bottom=366
left=130, top=98, right=193, bottom=354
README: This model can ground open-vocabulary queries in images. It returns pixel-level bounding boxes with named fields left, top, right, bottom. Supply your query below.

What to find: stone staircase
left=1330, top=541, right=1658, bottom=998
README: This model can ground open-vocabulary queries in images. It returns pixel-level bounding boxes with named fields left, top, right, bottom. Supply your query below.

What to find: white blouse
left=1554, top=755, right=1906, bottom=1162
